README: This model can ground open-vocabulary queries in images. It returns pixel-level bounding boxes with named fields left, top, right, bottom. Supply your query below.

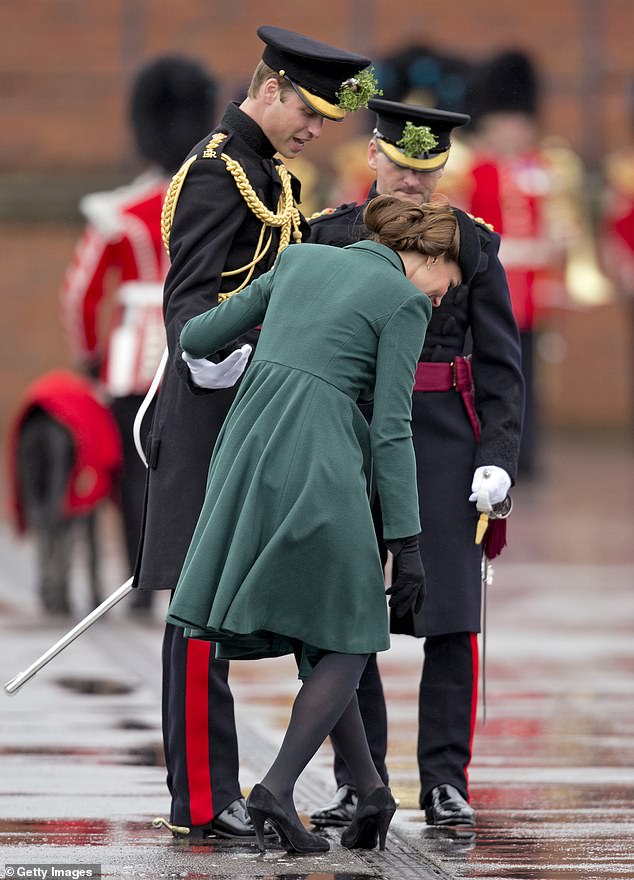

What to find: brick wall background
left=1, top=0, right=633, bottom=444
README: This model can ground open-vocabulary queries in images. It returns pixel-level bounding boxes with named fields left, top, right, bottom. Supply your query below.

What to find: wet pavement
left=1, top=434, right=633, bottom=879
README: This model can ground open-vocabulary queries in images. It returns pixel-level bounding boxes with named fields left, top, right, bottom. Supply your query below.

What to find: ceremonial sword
left=474, top=470, right=513, bottom=725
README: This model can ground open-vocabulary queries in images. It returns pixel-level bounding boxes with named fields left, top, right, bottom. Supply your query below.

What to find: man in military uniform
left=61, top=57, right=217, bottom=611
left=133, top=26, right=378, bottom=839
left=310, top=99, right=524, bottom=827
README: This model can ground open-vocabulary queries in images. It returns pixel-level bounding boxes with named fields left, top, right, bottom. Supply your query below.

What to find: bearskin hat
left=467, top=50, right=539, bottom=124
left=130, top=56, right=218, bottom=173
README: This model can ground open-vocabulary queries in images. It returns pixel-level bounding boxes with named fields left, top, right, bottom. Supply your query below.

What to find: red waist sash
left=412, top=355, right=506, bottom=559
left=414, top=356, right=480, bottom=440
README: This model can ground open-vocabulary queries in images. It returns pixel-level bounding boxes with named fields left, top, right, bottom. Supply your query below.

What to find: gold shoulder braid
left=161, top=155, right=197, bottom=254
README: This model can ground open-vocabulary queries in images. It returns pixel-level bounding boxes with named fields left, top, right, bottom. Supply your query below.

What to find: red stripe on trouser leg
left=185, top=638, right=214, bottom=826
left=464, top=632, right=479, bottom=800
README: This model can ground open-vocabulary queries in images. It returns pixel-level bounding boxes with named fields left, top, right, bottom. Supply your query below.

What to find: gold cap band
left=294, top=83, right=346, bottom=121
left=377, top=138, right=450, bottom=171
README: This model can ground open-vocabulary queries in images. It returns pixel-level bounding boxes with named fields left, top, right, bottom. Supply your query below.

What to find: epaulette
left=309, top=202, right=357, bottom=223
left=201, top=131, right=230, bottom=159
left=309, top=206, right=337, bottom=220
left=468, top=213, right=495, bottom=232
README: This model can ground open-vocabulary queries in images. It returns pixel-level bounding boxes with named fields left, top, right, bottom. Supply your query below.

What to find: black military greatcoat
left=310, top=186, right=523, bottom=636
left=135, top=103, right=307, bottom=590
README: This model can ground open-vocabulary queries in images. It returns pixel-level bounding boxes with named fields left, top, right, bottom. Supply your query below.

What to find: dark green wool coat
left=166, top=240, right=431, bottom=670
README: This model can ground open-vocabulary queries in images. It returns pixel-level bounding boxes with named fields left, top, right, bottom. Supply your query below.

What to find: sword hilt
left=475, top=512, right=489, bottom=545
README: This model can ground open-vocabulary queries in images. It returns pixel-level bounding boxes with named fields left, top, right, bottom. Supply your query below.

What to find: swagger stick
left=4, top=578, right=134, bottom=695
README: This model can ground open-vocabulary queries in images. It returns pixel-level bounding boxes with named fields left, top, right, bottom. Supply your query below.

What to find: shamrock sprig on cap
left=397, top=121, right=439, bottom=157
left=337, top=67, right=382, bottom=112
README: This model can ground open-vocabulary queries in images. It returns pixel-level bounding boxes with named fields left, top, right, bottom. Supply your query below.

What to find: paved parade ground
left=1, top=433, right=633, bottom=880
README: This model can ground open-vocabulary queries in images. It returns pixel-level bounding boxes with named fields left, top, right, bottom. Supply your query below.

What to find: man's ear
left=367, top=138, right=378, bottom=172
left=261, top=76, right=281, bottom=105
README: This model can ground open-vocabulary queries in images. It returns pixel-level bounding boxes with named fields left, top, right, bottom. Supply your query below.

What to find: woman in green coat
left=167, top=195, right=462, bottom=855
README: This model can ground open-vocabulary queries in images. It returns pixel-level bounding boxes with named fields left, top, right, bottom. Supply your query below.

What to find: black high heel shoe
left=246, top=783, right=330, bottom=855
left=340, top=785, right=396, bottom=851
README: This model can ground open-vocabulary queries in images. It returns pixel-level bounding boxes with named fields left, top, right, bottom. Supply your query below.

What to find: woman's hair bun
left=363, top=194, right=459, bottom=259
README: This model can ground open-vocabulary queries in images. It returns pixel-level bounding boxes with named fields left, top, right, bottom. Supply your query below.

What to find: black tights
left=260, top=651, right=383, bottom=830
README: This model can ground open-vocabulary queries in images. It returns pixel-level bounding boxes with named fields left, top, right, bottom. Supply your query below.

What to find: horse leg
left=18, top=410, right=75, bottom=615
left=85, top=509, right=102, bottom=608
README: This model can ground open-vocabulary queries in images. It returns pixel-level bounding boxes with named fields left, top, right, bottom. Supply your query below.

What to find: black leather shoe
left=310, top=784, right=358, bottom=828
left=424, top=784, right=475, bottom=827
left=187, top=797, right=276, bottom=839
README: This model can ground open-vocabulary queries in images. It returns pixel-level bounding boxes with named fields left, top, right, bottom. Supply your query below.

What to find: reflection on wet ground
left=55, top=675, right=135, bottom=696
left=0, top=820, right=384, bottom=877
left=0, top=743, right=164, bottom=766
left=395, top=788, right=634, bottom=877
left=1, top=438, right=633, bottom=878
left=0, top=818, right=117, bottom=847
left=218, top=874, right=376, bottom=879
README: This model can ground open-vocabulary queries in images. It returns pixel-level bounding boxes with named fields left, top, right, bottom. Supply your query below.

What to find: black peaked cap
left=368, top=98, right=469, bottom=170
left=257, top=25, right=372, bottom=120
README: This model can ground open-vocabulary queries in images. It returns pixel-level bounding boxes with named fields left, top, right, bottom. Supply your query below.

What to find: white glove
left=182, top=344, right=252, bottom=389
left=469, top=465, right=511, bottom=512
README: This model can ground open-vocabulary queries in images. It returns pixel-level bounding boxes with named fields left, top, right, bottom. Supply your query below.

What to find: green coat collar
left=344, top=240, right=406, bottom=275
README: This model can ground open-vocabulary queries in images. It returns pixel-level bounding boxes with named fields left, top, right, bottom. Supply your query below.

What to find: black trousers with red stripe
left=333, top=632, right=478, bottom=806
left=162, top=623, right=241, bottom=826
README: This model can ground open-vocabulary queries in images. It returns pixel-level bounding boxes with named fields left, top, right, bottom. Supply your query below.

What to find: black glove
left=385, top=535, right=426, bottom=617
